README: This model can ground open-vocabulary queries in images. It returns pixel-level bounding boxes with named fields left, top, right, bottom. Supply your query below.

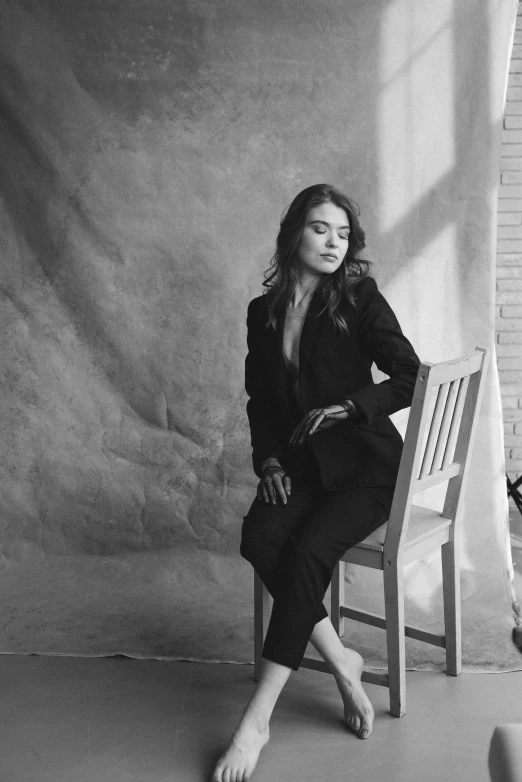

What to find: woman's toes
left=358, top=713, right=374, bottom=739
left=346, top=714, right=360, bottom=733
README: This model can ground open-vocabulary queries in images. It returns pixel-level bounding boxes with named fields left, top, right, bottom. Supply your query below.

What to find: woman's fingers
left=293, top=412, right=320, bottom=446
left=290, top=411, right=315, bottom=446
left=258, top=472, right=290, bottom=505
left=307, top=412, right=326, bottom=437
left=289, top=412, right=312, bottom=446
left=266, top=479, right=277, bottom=505
left=283, top=475, right=291, bottom=496
left=291, top=406, right=350, bottom=446
left=291, top=421, right=308, bottom=447
left=271, top=473, right=287, bottom=505
left=289, top=420, right=303, bottom=447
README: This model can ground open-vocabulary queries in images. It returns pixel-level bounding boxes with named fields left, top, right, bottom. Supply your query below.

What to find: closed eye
left=313, top=228, right=349, bottom=239
left=309, top=220, right=350, bottom=240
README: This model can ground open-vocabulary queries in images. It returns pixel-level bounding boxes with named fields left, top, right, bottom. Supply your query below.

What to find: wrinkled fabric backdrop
left=1, top=0, right=520, bottom=671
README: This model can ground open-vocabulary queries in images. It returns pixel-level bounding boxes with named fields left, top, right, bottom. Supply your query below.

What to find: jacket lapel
left=273, top=312, right=292, bottom=418
left=271, top=287, right=325, bottom=418
left=298, top=287, right=325, bottom=381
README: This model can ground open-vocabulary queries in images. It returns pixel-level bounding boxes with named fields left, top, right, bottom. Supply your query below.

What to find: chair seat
left=348, top=503, right=452, bottom=553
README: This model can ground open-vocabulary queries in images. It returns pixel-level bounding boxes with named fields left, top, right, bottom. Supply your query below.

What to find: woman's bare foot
left=211, top=714, right=270, bottom=782
left=333, top=648, right=374, bottom=739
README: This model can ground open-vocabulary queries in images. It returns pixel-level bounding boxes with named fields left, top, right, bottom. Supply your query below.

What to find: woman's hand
left=289, top=401, right=356, bottom=448
left=257, top=458, right=291, bottom=505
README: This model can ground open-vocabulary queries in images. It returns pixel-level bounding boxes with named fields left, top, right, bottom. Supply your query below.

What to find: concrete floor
left=0, top=654, right=521, bottom=782
left=0, top=500, right=519, bottom=782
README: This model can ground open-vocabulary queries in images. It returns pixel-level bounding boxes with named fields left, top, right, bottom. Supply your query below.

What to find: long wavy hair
left=263, top=184, right=374, bottom=334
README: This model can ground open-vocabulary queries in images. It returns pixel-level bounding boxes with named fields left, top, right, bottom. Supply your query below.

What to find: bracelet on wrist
left=261, top=456, right=282, bottom=473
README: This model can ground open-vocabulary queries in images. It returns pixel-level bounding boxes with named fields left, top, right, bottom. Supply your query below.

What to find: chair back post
left=441, top=346, right=490, bottom=529
left=383, top=360, right=437, bottom=564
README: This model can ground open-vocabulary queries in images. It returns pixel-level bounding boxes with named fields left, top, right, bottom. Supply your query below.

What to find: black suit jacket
left=245, top=275, right=421, bottom=490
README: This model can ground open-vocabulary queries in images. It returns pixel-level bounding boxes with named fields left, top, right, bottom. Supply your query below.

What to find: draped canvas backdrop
left=1, top=0, right=520, bottom=670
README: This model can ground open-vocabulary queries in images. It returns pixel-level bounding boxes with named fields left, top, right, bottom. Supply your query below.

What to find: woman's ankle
left=240, top=701, right=272, bottom=733
left=335, top=648, right=364, bottom=678
left=236, top=711, right=270, bottom=738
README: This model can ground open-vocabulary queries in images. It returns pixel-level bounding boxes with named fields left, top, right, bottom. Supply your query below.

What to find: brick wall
left=497, top=4, right=522, bottom=484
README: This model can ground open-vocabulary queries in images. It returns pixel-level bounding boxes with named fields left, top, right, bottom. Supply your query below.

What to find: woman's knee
left=240, top=503, right=268, bottom=564
left=240, top=500, right=292, bottom=565
left=239, top=513, right=259, bottom=563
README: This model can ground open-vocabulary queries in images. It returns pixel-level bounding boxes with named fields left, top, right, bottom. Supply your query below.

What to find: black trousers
left=240, top=468, right=394, bottom=671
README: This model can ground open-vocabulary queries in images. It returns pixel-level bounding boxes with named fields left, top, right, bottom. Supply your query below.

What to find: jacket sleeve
left=346, top=277, right=421, bottom=426
left=245, top=300, right=285, bottom=477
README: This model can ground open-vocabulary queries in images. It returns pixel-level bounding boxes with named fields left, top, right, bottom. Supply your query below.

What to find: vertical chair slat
left=431, top=379, right=460, bottom=473
left=418, top=383, right=447, bottom=479
left=441, top=375, right=469, bottom=469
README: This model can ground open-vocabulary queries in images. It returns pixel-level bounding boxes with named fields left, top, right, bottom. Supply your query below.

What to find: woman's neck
left=290, top=272, right=322, bottom=309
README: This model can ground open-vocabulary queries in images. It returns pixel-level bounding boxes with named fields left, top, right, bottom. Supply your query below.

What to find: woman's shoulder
left=353, top=274, right=378, bottom=295
left=247, top=292, right=270, bottom=319
left=338, top=274, right=378, bottom=313
left=350, top=274, right=381, bottom=307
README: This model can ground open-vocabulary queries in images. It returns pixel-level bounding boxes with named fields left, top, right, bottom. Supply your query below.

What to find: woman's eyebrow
left=309, top=219, right=350, bottom=230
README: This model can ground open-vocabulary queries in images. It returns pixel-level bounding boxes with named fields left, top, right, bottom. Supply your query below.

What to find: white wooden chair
left=254, top=345, right=491, bottom=717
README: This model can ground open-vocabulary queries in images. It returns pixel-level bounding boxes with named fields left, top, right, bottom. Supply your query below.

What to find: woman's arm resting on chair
left=346, top=277, right=421, bottom=426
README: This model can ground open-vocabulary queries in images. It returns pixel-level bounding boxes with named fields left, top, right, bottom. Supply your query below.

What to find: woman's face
left=296, top=202, right=350, bottom=277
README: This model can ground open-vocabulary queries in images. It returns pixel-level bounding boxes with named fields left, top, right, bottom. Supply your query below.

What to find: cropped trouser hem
left=262, top=595, right=329, bottom=672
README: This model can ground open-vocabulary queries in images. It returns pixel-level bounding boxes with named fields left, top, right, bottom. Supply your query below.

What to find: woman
left=211, top=184, right=421, bottom=782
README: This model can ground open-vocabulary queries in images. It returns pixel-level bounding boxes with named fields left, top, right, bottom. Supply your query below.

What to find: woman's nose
left=326, top=235, right=338, bottom=247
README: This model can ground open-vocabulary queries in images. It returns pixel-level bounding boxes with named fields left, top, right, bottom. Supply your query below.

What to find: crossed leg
left=211, top=479, right=393, bottom=781
left=248, top=481, right=389, bottom=735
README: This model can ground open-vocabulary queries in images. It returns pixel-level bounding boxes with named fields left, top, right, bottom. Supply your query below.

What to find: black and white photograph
left=1, top=0, right=522, bottom=780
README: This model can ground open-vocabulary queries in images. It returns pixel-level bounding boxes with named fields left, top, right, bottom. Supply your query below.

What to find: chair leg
left=331, top=561, right=346, bottom=638
left=441, top=537, right=461, bottom=676
left=383, top=564, right=406, bottom=717
left=254, top=571, right=270, bottom=682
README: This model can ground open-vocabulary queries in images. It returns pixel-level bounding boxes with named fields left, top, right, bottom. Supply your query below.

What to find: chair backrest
left=383, top=345, right=491, bottom=558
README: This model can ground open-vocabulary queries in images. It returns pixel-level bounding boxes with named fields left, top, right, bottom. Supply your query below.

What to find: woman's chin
left=320, top=263, right=341, bottom=275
